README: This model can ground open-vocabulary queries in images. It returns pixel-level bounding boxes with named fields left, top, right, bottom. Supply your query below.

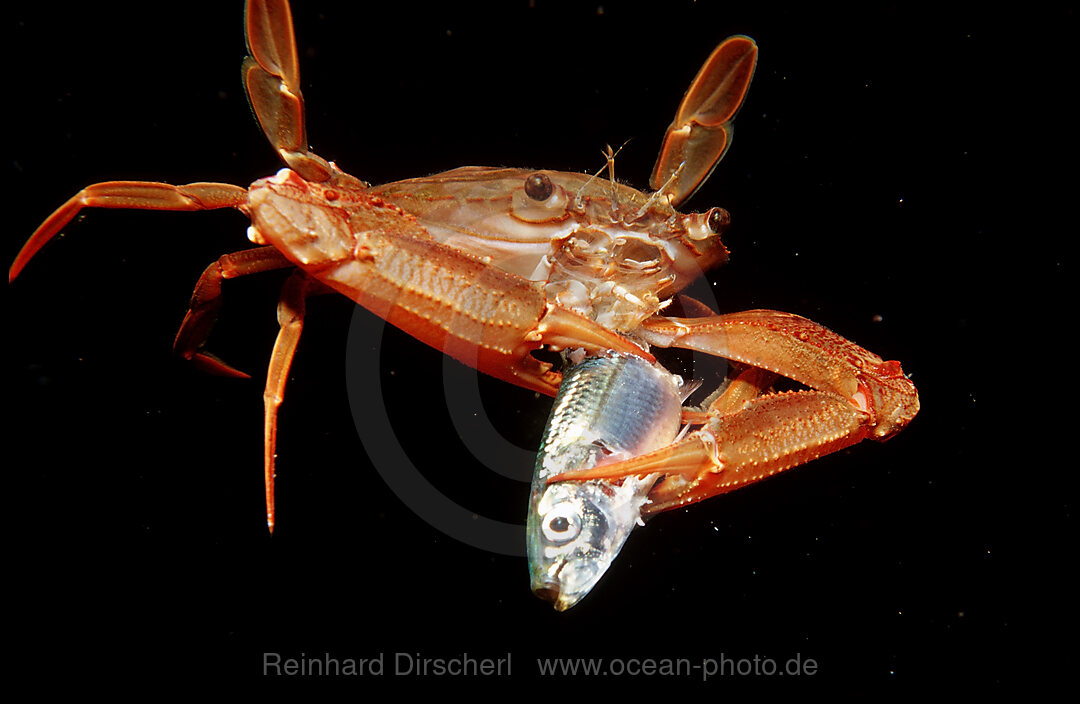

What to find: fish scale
left=527, top=352, right=684, bottom=611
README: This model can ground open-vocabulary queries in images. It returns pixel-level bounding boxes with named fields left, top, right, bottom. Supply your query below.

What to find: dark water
left=6, top=1, right=1066, bottom=694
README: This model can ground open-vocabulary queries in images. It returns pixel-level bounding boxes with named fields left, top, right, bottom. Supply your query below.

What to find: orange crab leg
left=640, top=310, right=920, bottom=438
left=262, top=271, right=312, bottom=533
left=707, top=366, right=777, bottom=412
left=680, top=365, right=777, bottom=424
left=551, top=310, right=919, bottom=513
left=9, top=181, right=249, bottom=283
left=650, top=36, right=758, bottom=207
left=561, top=389, right=877, bottom=515
left=174, top=249, right=328, bottom=532
left=244, top=0, right=335, bottom=184
left=173, top=246, right=295, bottom=378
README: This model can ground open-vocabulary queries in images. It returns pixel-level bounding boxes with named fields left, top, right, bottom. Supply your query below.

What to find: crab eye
left=707, top=207, right=730, bottom=234
left=512, top=171, right=568, bottom=223
left=525, top=172, right=555, bottom=201
left=542, top=503, right=583, bottom=545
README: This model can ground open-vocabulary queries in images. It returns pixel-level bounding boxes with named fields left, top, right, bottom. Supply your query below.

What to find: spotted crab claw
left=550, top=311, right=919, bottom=515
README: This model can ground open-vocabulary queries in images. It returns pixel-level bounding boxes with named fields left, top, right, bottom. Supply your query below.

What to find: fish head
left=527, top=475, right=655, bottom=611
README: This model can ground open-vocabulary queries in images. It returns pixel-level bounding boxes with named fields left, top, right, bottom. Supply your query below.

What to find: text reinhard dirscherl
left=264, top=652, right=511, bottom=677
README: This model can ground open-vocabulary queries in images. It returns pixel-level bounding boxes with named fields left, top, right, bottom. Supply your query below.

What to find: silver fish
left=528, top=352, right=684, bottom=611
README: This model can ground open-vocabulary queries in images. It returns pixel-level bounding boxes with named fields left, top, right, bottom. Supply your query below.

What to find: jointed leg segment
left=263, top=272, right=313, bottom=533
left=553, top=310, right=919, bottom=514
left=9, top=181, right=249, bottom=283
left=173, top=247, right=295, bottom=377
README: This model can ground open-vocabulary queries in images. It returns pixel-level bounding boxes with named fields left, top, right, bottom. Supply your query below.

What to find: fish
left=527, top=352, right=685, bottom=611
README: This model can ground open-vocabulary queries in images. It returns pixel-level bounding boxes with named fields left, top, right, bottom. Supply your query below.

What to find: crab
left=10, top=0, right=918, bottom=533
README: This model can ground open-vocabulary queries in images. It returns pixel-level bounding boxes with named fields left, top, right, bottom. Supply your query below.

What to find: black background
left=6, top=1, right=1068, bottom=694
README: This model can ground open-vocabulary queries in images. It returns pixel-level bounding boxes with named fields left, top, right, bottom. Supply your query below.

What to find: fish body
left=528, top=352, right=684, bottom=610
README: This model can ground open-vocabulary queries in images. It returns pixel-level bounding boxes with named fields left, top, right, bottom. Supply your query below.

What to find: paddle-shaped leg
left=650, top=36, right=758, bottom=208
left=244, top=0, right=337, bottom=184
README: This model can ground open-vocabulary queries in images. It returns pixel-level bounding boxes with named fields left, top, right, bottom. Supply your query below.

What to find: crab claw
left=550, top=389, right=885, bottom=516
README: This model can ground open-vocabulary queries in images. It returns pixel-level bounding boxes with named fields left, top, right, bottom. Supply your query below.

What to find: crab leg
left=680, top=364, right=777, bottom=425
left=179, top=253, right=338, bottom=531
left=9, top=181, right=249, bottom=283
left=650, top=35, right=758, bottom=207
left=641, top=310, right=920, bottom=438
left=645, top=390, right=876, bottom=514
left=173, top=249, right=322, bottom=531
left=551, top=310, right=919, bottom=514
left=243, top=0, right=336, bottom=184
left=262, top=271, right=312, bottom=533
left=173, top=246, right=295, bottom=377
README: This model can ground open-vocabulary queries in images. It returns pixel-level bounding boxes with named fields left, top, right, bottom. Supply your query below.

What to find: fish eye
left=524, top=172, right=555, bottom=201
left=542, top=503, right=583, bottom=545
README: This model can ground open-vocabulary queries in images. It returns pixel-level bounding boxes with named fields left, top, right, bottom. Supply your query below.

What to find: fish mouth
left=532, top=580, right=562, bottom=607
left=532, top=580, right=580, bottom=612
left=531, top=559, right=566, bottom=610
left=531, top=557, right=588, bottom=612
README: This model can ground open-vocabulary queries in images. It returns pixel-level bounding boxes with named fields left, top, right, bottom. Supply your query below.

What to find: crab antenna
left=604, top=144, right=617, bottom=203
left=634, top=161, right=685, bottom=218
left=575, top=139, right=632, bottom=207
left=574, top=162, right=607, bottom=207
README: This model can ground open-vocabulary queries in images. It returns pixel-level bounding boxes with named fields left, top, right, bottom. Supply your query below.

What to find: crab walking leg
left=173, top=247, right=295, bottom=378
left=9, top=181, right=250, bottom=282
left=262, top=272, right=311, bottom=533
left=706, top=366, right=778, bottom=413
left=680, top=365, right=777, bottom=425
